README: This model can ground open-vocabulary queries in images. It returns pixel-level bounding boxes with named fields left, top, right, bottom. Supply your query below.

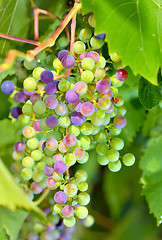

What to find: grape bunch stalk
left=0, top=5, right=135, bottom=240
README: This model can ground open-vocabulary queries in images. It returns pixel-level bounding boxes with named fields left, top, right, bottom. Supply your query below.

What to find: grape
left=58, top=116, right=70, bottom=128
left=73, top=147, right=85, bottom=160
left=23, top=126, right=35, bottom=138
left=71, top=112, right=85, bottom=126
left=58, top=36, right=69, bottom=48
left=105, top=103, right=114, bottom=113
left=63, top=153, right=76, bottom=166
left=14, top=141, right=26, bottom=152
left=87, top=51, right=99, bottom=64
left=30, top=182, right=43, bottom=194
left=43, top=165, right=53, bottom=176
left=76, top=206, right=88, bottom=219
left=116, top=69, right=128, bottom=81
left=95, top=56, right=106, bottom=68
left=94, top=33, right=106, bottom=40
left=96, top=143, right=109, bottom=155
left=33, top=101, right=46, bottom=115
left=14, top=92, right=27, bottom=102
left=81, top=57, right=95, bottom=70
left=79, top=28, right=92, bottom=42
left=83, top=215, right=94, bottom=227
left=96, top=79, right=111, bottom=94
left=46, top=116, right=58, bottom=129
left=11, top=107, right=22, bottom=119
left=94, top=68, right=106, bottom=79
left=58, top=142, right=68, bottom=153
left=30, top=93, right=41, bottom=104
left=109, top=107, right=118, bottom=118
left=47, top=130, right=62, bottom=141
left=11, top=162, right=22, bottom=174
left=80, top=136, right=90, bottom=149
left=75, top=170, right=88, bottom=182
left=73, top=100, right=83, bottom=112
left=54, top=191, right=67, bottom=204
left=78, top=181, right=88, bottom=191
left=22, top=156, right=34, bottom=168
left=104, top=90, right=113, bottom=100
left=58, top=50, right=69, bottom=61
left=96, top=109, right=105, bottom=119
left=97, top=155, right=109, bottom=165
left=23, top=88, right=35, bottom=96
left=113, top=115, right=127, bottom=129
left=54, top=160, right=67, bottom=173
left=80, top=51, right=87, bottom=60
left=94, top=131, right=106, bottom=142
left=53, top=58, right=64, bottom=71
left=22, top=103, right=34, bottom=116
left=63, top=217, right=76, bottom=228
left=45, top=81, right=59, bottom=95
left=110, top=52, right=121, bottom=63
left=73, top=41, right=86, bottom=54
left=81, top=122, right=94, bottom=135
left=18, top=115, right=30, bottom=126
left=108, top=160, right=122, bottom=172
left=52, top=171, right=63, bottom=181
left=23, top=77, right=37, bottom=91
left=64, top=183, right=78, bottom=197
left=74, top=81, right=87, bottom=95
left=62, top=205, right=74, bottom=218
left=33, top=67, right=45, bottom=80
left=113, top=96, right=124, bottom=107
left=103, top=113, right=111, bottom=125
left=53, top=154, right=63, bottom=163
left=68, top=125, right=80, bottom=136
left=61, top=55, right=75, bottom=69
left=118, top=105, right=126, bottom=116
left=63, top=134, right=77, bottom=147
left=58, top=79, right=70, bottom=92
left=81, top=70, right=94, bottom=83
left=80, top=102, right=94, bottom=116
left=55, top=103, right=68, bottom=116
left=78, top=192, right=90, bottom=206
left=45, top=96, right=58, bottom=109
left=12, top=151, right=24, bottom=161
left=98, top=97, right=111, bottom=110
left=122, top=153, right=135, bottom=166
left=54, top=204, right=63, bottom=214
left=21, top=168, right=32, bottom=180
left=1, top=80, right=15, bottom=94
left=88, top=14, right=96, bottom=27
left=110, top=126, right=121, bottom=136
left=40, top=70, right=53, bottom=84
left=46, top=177, right=57, bottom=190
left=65, top=89, right=79, bottom=104
left=92, top=125, right=100, bottom=135
left=90, top=36, right=104, bottom=49
left=46, top=138, right=58, bottom=151
left=111, top=138, right=124, bottom=150
left=107, top=149, right=119, bottom=162
left=31, top=149, right=43, bottom=161
left=90, top=113, right=104, bottom=126
left=39, top=119, right=50, bottom=131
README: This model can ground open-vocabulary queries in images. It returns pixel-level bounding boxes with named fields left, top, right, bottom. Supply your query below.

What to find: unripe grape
left=64, top=183, right=78, bottom=197
left=27, top=138, right=39, bottom=150
left=23, top=126, right=35, bottom=138
left=63, top=153, right=76, bottom=167
left=32, top=67, right=45, bottom=80
left=79, top=28, right=92, bottom=42
left=97, top=155, right=109, bottom=165
left=21, top=168, right=32, bottom=180
left=83, top=215, right=95, bottom=227
left=94, top=68, right=106, bottom=79
left=68, top=125, right=80, bottom=136
left=81, top=70, right=94, bottom=83
left=107, top=149, right=119, bottom=162
left=90, top=36, right=104, bottom=50
left=58, top=79, right=70, bottom=92
left=95, top=56, right=106, bottom=68
left=58, top=116, right=71, bottom=128
left=33, top=170, right=44, bottom=182
left=24, top=59, right=36, bottom=70
left=123, top=153, right=135, bottom=166
left=57, top=36, right=69, bottom=48
left=22, top=103, right=34, bottom=116
left=23, top=77, right=37, bottom=91
left=22, top=156, right=34, bottom=168
left=78, top=181, right=88, bottom=191
left=53, top=58, right=64, bottom=71
left=81, top=57, right=95, bottom=70
left=96, top=143, right=109, bottom=156
left=108, top=160, right=122, bottom=172
left=76, top=206, right=88, bottom=219
left=110, top=52, right=121, bottom=63
left=54, top=204, right=63, bottom=214
left=31, top=149, right=43, bottom=161
left=33, top=101, right=46, bottom=115
left=88, top=14, right=96, bottom=28
left=111, top=138, right=124, bottom=150
left=81, top=122, right=94, bottom=135
left=73, top=41, right=86, bottom=54
left=63, top=216, right=76, bottom=227
left=75, top=169, right=88, bottom=182
left=78, top=192, right=90, bottom=206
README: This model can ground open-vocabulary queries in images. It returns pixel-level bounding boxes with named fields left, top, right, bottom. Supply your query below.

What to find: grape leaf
left=124, top=66, right=141, bottom=89
left=0, top=159, right=46, bottom=221
left=0, top=207, right=27, bottom=240
left=81, top=0, right=162, bottom=85
left=140, top=135, right=162, bottom=225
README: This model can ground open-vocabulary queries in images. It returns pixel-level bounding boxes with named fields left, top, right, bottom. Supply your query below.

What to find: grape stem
left=66, top=167, right=71, bottom=183
left=0, top=33, right=40, bottom=46
left=33, top=188, right=50, bottom=205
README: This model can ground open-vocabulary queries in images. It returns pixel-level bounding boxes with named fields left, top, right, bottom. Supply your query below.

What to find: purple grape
left=63, top=134, right=77, bottom=147
left=80, top=52, right=87, bottom=60
left=43, top=165, right=53, bottom=176
left=87, top=51, right=100, bottom=64
left=46, top=177, right=57, bottom=190
left=46, top=116, right=58, bottom=128
left=55, top=103, right=68, bottom=116
left=62, top=205, right=74, bottom=218
left=53, top=153, right=63, bottom=163
left=116, top=69, right=128, bottom=81
left=30, top=93, right=41, bottom=104
left=71, top=112, right=85, bottom=126
left=14, top=141, right=26, bottom=152
left=45, top=80, right=59, bottom=95
left=80, top=102, right=94, bottom=116
left=73, top=100, right=83, bottom=112
left=61, top=55, right=75, bottom=69
left=1, top=80, right=15, bottom=95
left=14, top=92, right=27, bottom=102
left=94, top=33, right=106, bottom=40
left=54, top=191, right=67, bottom=204
left=54, top=160, right=67, bottom=173
left=10, top=107, right=22, bottom=119
left=23, top=88, right=35, bottom=96
left=33, top=120, right=42, bottom=132
left=113, top=115, right=127, bottom=128
left=46, top=222, right=55, bottom=232
left=58, top=50, right=69, bottom=61
left=40, top=70, right=53, bottom=83
left=96, top=79, right=111, bottom=94
left=45, top=96, right=58, bottom=109
left=65, top=89, right=79, bottom=104
left=30, top=182, right=43, bottom=194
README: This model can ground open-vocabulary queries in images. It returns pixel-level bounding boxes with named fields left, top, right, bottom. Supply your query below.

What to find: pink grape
left=62, top=205, right=74, bottom=218
left=54, top=191, right=67, bottom=204
left=14, top=92, right=27, bottom=103
left=105, top=103, right=114, bottom=113
left=74, top=81, right=87, bottom=95
left=63, top=134, right=77, bottom=147
left=98, top=97, right=111, bottom=110
left=14, top=141, right=26, bottom=152
left=30, top=93, right=41, bottom=104
left=80, top=52, right=87, bottom=60
left=46, top=138, right=58, bottom=151
left=71, top=112, right=85, bottom=126
left=73, top=100, right=83, bottom=112
left=54, top=160, right=67, bottom=173
left=46, top=177, right=57, bottom=190
left=96, top=79, right=111, bottom=94
left=45, top=96, right=58, bottom=109
left=30, top=182, right=43, bottom=194
left=65, top=89, right=79, bottom=104
left=53, top=154, right=63, bottom=163
left=87, top=51, right=100, bottom=64
left=58, top=142, right=69, bottom=153
left=43, top=165, right=54, bottom=176
left=73, top=147, right=85, bottom=160
left=103, top=90, right=113, bottom=100
left=113, top=115, right=127, bottom=128
left=61, top=55, right=75, bottom=69
left=80, top=102, right=94, bottom=116
left=55, top=103, right=68, bottom=116
left=33, top=120, right=42, bottom=132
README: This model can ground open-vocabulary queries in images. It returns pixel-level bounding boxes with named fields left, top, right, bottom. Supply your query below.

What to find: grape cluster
left=1, top=13, right=135, bottom=239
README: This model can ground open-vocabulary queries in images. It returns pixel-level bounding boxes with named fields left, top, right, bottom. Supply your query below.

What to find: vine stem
left=0, top=33, right=39, bottom=46
left=33, top=188, right=50, bottom=205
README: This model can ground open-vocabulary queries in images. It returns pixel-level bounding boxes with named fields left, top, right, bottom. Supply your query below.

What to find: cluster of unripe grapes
left=1, top=13, right=135, bottom=239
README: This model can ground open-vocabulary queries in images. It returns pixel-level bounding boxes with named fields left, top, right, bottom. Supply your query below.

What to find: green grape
left=37, top=82, right=45, bottom=91
left=77, top=151, right=89, bottom=164
left=64, top=183, right=78, bottom=197
left=96, top=143, right=109, bottom=155
left=18, top=115, right=30, bottom=126
left=24, top=59, right=36, bottom=70
left=94, top=131, right=107, bottom=142
left=54, top=204, right=63, bottom=214
left=111, top=138, right=124, bottom=150
left=81, top=57, right=95, bottom=71
left=39, top=118, right=50, bottom=131
left=73, top=41, right=86, bottom=54
left=34, top=223, right=45, bottom=233
left=44, top=147, right=54, bottom=156
left=83, top=215, right=94, bottom=227
left=94, top=67, right=106, bottom=79
left=32, top=67, right=45, bottom=80
left=21, top=168, right=32, bottom=180
left=79, top=28, right=92, bottom=42
left=123, top=153, right=135, bottom=166
left=88, top=14, right=96, bottom=28
left=27, top=138, right=39, bottom=150
left=53, top=58, right=64, bottom=71
left=12, top=151, right=24, bottom=161
left=33, top=101, right=46, bottom=115
left=78, top=181, right=88, bottom=191
left=75, top=170, right=88, bottom=182
left=63, top=216, right=76, bottom=227
left=52, top=172, right=63, bottom=181
left=103, top=113, right=111, bottom=125
left=96, top=109, right=105, bottom=119
left=92, top=125, right=100, bottom=135
left=110, top=52, right=121, bottom=63
left=95, top=56, right=106, bottom=68
left=46, top=131, right=62, bottom=141
left=43, top=156, right=53, bottom=166
left=57, top=36, right=69, bottom=48
left=80, top=136, right=91, bottom=149
left=32, top=170, right=44, bottom=182
left=111, top=76, right=124, bottom=87
left=107, top=149, right=119, bottom=162
left=58, top=79, right=70, bottom=92
left=36, top=161, right=45, bottom=170
left=98, top=97, right=111, bottom=110
left=90, top=36, right=104, bottom=49
left=31, top=149, right=43, bottom=161
left=115, top=96, right=124, bottom=106
left=90, top=113, right=104, bottom=126
left=68, top=125, right=80, bottom=136
left=78, top=192, right=90, bottom=206
left=109, top=107, right=118, bottom=118
left=109, top=126, right=121, bottom=136
left=22, top=156, right=34, bottom=168
left=108, top=160, right=121, bottom=172
left=81, top=70, right=94, bottom=83
left=81, top=122, right=94, bottom=135
left=22, top=103, right=34, bottom=116
left=97, top=155, right=109, bottom=165
left=63, top=153, right=76, bottom=167
left=76, top=206, right=88, bottom=219
left=23, top=77, right=37, bottom=91
left=58, top=116, right=70, bottom=128
left=113, top=61, right=123, bottom=70
left=118, top=105, right=126, bottom=116
left=110, top=86, right=118, bottom=96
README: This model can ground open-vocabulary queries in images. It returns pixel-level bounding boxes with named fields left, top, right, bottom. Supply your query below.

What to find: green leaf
left=124, top=66, right=141, bottom=89
left=81, top=0, right=162, bottom=85
left=0, top=68, right=15, bottom=84
left=140, top=135, right=162, bottom=225
left=138, top=76, right=162, bottom=109
left=0, top=159, right=46, bottom=221
left=0, top=207, right=27, bottom=240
